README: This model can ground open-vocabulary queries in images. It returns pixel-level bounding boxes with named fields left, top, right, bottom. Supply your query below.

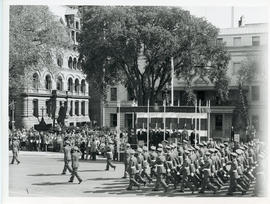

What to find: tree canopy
left=79, top=6, right=230, bottom=105
left=9, top=5, right=71, bottom=96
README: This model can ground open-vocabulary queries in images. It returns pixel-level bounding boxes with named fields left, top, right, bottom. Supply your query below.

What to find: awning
left=136, top=112, right=207, bottom=119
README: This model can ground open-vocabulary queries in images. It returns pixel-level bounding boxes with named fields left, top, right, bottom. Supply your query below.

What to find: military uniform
left=123, top=143, right=131, bottom=178
left=62, top=141, right=72, bottom=174
left=105, top=146, right=116, bottom=171
left=127, top=150, right=140, bottom=190
left=153, top=148, right=168, bottom=192
left=69, top=146, right=82, bottom=184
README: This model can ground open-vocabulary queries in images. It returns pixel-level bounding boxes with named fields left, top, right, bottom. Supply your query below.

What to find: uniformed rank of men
left=123, top=139, right=265, bottom=196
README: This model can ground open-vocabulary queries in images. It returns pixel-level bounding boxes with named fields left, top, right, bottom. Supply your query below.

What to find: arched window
left=81, top=79, right=86, bottom=93
left=75, top=79, right=79, bottom=93
left=68, top=78, right=73, bottom=92
left=68, top=57, right=72, bottom=68
left=73, top=58, right=77, bottom=69
left=77, top=60, right=81, bottom=70
left=32, top=73, right=39, bottom=89
left=45, top=75, right=52, bottom=90
left=56, top=76, right=63, bottom=91
left=57, top=55, right=63, bottom=67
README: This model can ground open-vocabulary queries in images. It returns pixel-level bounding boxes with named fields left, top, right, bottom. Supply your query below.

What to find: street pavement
left=9, top=151, right=256, bottom=197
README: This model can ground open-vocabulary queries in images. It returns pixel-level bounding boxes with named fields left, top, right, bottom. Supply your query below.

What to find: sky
left=183, top=6, right=268, bottom=28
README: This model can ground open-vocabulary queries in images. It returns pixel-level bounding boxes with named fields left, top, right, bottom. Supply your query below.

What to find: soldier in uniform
left=134, top=148, right=147, bottom=186
left=10, top=137, right=20, bottom=165
left=149, top=146, right=158, bottom=179
left=122, top=143, right=131, bottom=178
left=126, top=149, right=141, bottom=190
left=199, top=151, right=218, bottom=194
left=69, top=146, right=82, bottom=184
left=141, top=146, right=152, bottom=183
left=62, top=140, right=72, bottom=175
left=105, top=145, right=116, bottom=171
left=227, top=152, right=247, bottom=195
left=153, top=148, right=169, bottom=192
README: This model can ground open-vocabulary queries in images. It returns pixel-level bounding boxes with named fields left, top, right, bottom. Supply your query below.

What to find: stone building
left=10, top=6, right=90, bottom=129
left=90, top=22, right=267, bottom=142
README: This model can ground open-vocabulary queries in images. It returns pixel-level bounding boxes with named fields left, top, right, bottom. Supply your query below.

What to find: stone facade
left=10, top=6, right=90, bottom=129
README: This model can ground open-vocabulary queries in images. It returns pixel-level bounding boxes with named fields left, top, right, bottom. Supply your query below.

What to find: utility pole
left=11, top=100, right=15, bottom=130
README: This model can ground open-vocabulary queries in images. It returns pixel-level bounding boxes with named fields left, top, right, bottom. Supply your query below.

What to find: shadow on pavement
left=79, top=169, right=105, bottom=172
left=32, top=182, right=73, bottom=186
left=86, top=177, right=119, bottom=181
left=28, top=173, right=62, bottom=177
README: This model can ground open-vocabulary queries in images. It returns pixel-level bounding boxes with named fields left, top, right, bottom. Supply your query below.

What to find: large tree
left=79, top=6, right=230, bottom=105
left=9, top=5, right=71, bottom=97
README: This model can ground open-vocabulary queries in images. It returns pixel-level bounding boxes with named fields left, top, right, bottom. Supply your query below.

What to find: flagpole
left=163, top=99, right=166, bottom=141
left=171, top=57, right=174, bottom=107
left=147, top=99, right=150, bottom=150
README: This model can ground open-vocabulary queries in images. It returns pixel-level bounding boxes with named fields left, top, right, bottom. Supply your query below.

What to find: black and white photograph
left=1, top=0, right=269, bottom=200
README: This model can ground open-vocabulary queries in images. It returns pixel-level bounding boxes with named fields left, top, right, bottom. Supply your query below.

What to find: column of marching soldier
left=122, top=139, right=265, bottom=196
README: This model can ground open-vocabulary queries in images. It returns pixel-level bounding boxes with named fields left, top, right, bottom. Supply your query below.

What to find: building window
left=81, top=79, right=86, bottom=93
left=68, top=57, right=73, bottom=68
left=69, top=101, right=73, bottom=116
left=33, top=99, right=39, bottom=117
left=251, top=86, right=260, bottom=101
left=232, top=62, right=241, bottom=75
left=125, top=114, right=133, bottom=129
left=57, top=55, right=63, bottom=67
left=76, top=21, right=79, bottom=29
left=252, top=36, right=260, bottom=46
left=233, top=37, right=241, bottom=46
left=75, top=101, right=79, bottom=116
left=71, top=30, right=75, bottom=42
left=46, top=100, right=51, bottom=117
left=75, top=79, right=80, bottom=93
left=76, top=32, right=79, bottom=43
left=215, top=115, right=223, bottom=130
left=56, top=77, right=63, bottom=91
left=216, top=38, right=223, bottom=46
left=68, top=78, right=73, bottom=92
left=110, top=114, right=117, bottom=127
left=73, top=58, right=77, bottom=69
left=81, top=101, right=85, bottom=116
left=252, top=115, right=259, bottom=131
left=45, top=75, right=52, bottom=90
left=110, top=87, right=117, bottom=101
left=32, top=73, right=39, bottom=89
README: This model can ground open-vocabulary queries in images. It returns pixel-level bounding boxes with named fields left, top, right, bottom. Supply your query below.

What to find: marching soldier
left=135, top=148, right=147, bottom=186
left=126, top=149, right=141, bottom=190
left=141, top=146, right=152, bottom=183
left=153, top=148, right=169, bottom=192
left=149, top=146, right=158, bottom=179
left=227, top=152, right=247, bottom=195
left=122, top=143, right=132, bottom=178
left=62, top=140, right=72, bottom=175
left=69, top=146, right=82, bottom=184
left=199, top=151, right=218, bottom=194
left=105, top=145, right=116, bottom=171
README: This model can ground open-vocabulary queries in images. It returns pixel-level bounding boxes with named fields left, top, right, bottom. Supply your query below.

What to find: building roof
left=219, top=23, right=268, bottom=36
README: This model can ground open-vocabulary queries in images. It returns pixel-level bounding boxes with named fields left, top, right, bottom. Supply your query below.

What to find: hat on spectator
left=157, top=148, right=163, bottom=152
left=184, top=150, right=190, bottom=155
left=236, top=149, right=243, bottom=155
left=158, top=143, right=163, bottom=148
left=150, top=146, right=156, bottom=151
left=195, top=145, right=200, bottom=150
left=137, top=148, right=143, bottom=153
left=126, top=143, right=130, bottom=147
left=220, top=144, right=225, bottom=148
left=205, top=151, right=211, bottom=156
left=224, top=142, right=228, bottom=146
left=166, top=145, right=171, bottom=150
left=198, top=143, right=203, bottom=147
left=130, top=149, right=135, bottom=155
left=143, top=146, right=148, bottom=151
left=231, top=152, right=237, bottom=157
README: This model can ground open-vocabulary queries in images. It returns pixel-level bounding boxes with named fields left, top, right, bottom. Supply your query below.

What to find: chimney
left=231, top=7, right=234, bottom=28
left=238, top=15, right=245, bottom=27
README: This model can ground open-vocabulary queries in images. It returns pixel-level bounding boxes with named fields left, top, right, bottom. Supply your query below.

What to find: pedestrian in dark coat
left=10, top=138, right=20, bottom=164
